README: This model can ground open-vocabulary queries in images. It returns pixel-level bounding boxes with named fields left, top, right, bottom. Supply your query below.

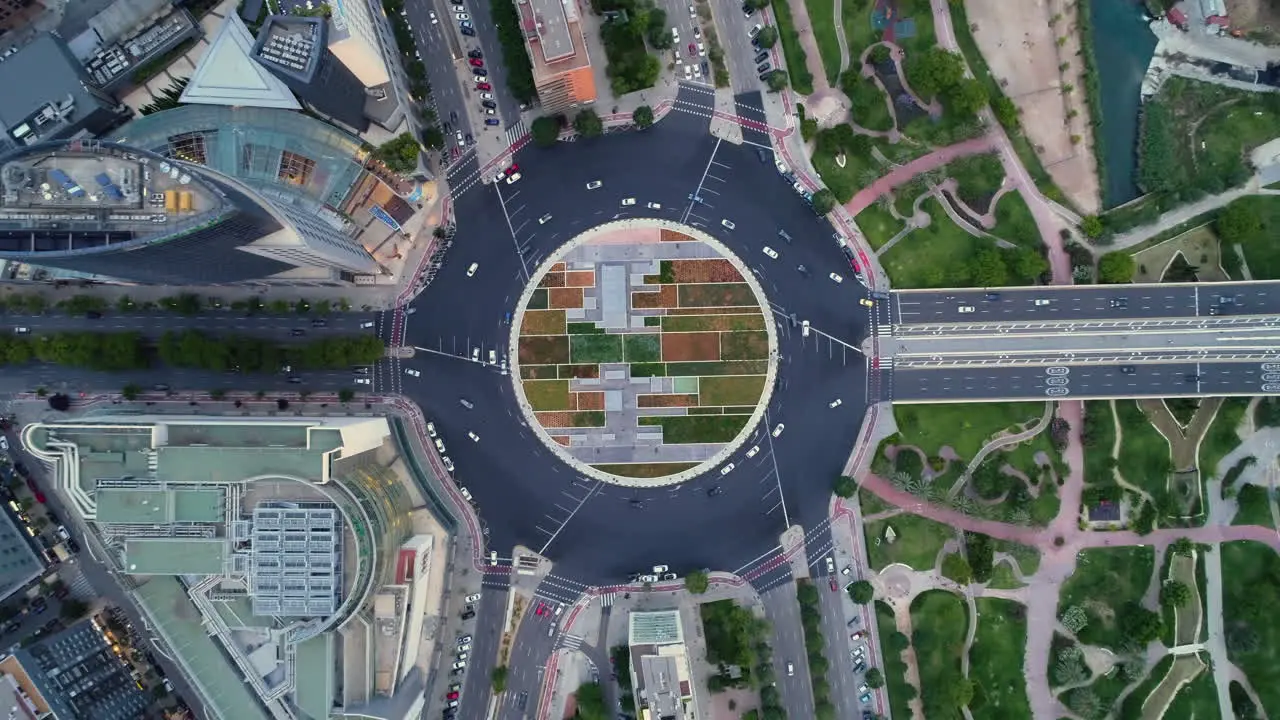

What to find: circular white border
left=507, top=219, right=780, bottom=488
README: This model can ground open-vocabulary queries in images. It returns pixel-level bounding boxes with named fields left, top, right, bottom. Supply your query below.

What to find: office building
left=0, top=0, right=43, bottom=36
left=516, top=0, right=596, bottom=112
left=627, top=610, right=699, bottom=720
left=0, top=496, right=42, bottom=603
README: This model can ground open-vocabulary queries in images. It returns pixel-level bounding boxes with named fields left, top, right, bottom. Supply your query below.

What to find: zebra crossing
left=63, top=565, right=96, bottom=600
left=505, top=120, right=528, bottom=147
left=559, top=633, right=584, bottom=651
left=598, top=591, right=619, bottom=607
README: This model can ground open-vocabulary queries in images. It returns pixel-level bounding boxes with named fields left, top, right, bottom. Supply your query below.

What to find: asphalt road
left=714, top=1, right=769, bottom=92
left=454, top=0, right=522, bottom=129
left=893, top=281, right=1280, bottom=324
left=404, top=0, right=474, bottom=157
left=452, top=583, right=509, bottom=720
left=661, top=0, right=709, bottom=83
left=402, top=107, right=872, bottom=584
left=812, top=567, right=869, bottom=720
left=1, top=311, right=373, bottom=339
left=890, top=360, right=1280, bottom=401
left=493, top=594, right=562, bottom=720
left=760, top=584, right=815, bottom=720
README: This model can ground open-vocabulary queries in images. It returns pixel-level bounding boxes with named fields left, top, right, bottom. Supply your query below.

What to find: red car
left=688, top=42, right=696, bottom=56
left=829, top=577, right=838, bottom=592
left=447, top=692, right=459, bottom=700
left=475, top=81, right=491, bottom=91
left=504, top=164, right=519, bottom=176
left=535, top=603, right=545, bottom=616
left=469, top=58, right=483, bottom=67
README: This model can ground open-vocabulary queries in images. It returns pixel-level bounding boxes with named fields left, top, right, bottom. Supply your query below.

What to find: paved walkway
left=842, top=135, right=996, bottom=215
left=947, top=401, right=1053, bottom=498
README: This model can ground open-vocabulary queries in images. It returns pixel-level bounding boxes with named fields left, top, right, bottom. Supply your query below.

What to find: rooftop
left=527, top=0, right=576, bottom=63
left=96, top=487, right=231, bottom=524
left=178, top=13, right=301, bottom=110
left=253, top=15, right=325, bottom=83
left=628, top=610, right=684, bottom=646
left=13, top=618, right=150, bottom=720
left=124, top=538, right=228, bottom=574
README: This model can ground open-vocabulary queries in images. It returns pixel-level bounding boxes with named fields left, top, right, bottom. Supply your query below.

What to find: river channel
left=1088, top=0, right=1158, bottom=208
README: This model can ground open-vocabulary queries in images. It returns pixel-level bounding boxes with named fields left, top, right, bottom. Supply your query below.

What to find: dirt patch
left=965, top=0, right=1100, bottom=212
left=671, top=259, right=745, bottom=283
left=661, top=332, right=721, bottom=361
left=518, top=335, right=571, bottom=365
left=709, top=687, right=759, bottom=720
left=576, top=391, right=605, bottom=410
left=632, top=285, right=679, bottom=309
left=665, top=306, right=761, bottom=315
left=550, top=262, right=567, bottom=272
left=551, top=435, right=571, bottom=446
left=537, top=411, right=575, bottom=428
left=539, top=271, right=566, bottom=288
left=559, top=364, right=600, bottom=379
left=1131, top=225, right=1228, bottom=283
left=564, top=270, right=596, bottom=287
left=677, top=282, right=756, bottom=307
left=661, top=229, right=694, bottom=242
left=638, top=394, right=700, bottom=407
left=520, top=309, right=567, bottom=335
left=719, top=330, right=769, bottom=360
left=549, top=287, right=585, bottom=309
left=1227, top=0, right=1280, bottom=44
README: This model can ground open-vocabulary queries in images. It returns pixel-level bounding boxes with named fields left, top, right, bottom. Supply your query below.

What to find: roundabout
left=402, top=91, right=878, bottom=583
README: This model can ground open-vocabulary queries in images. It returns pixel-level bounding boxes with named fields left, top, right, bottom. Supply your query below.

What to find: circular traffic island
left=510, top=220, right=778, bottom=486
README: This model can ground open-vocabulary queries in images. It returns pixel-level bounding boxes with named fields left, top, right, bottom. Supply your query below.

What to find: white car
left=455, top=130, right=464, bottom=143
left=480, top=92, right=494, bottom=99
left=442, top=456, right=455, bottom=472
left=746, top=445, right=760, bottom=458
left=458, top=643, right=472, bottom=653
left=435, top=438, right=447, bottom=453
left=57, top=525, right=70, bottom=541
left=406, top=368, right=421, bottom=377
left=483, top=108, right=496, bottom=115
left=429, top=10, right=438, bottom=23
left=638, top=574, right=659, bottom=583
left=688, top=3, right=695, bottom=15
left=488, top=350, right=497, bottom=365
left=762, top=246, right=778, bottom=259
left=471, top=347, right=480, bottom=361
left=693, top=25, right=702, bottom=38
left=621, top=198, right=636, bottom=206
left=453, top=661, right=467, bottom=670
left=586, top=180, right=603, bottom=189
left=772, top=423, right=785, bottom=438
left=647, top=202, right=662, bottom=209
left=721, top=219, right=736, bottom=230
left=698, top=42, right=706, bottom=56
left=653, top=564, right=669, bottom=573
left=825, top=556, right=835, bottom=573
left=829, top=398, right=842, bottom=408
left=683, top=64, right=692, bottom=79
left=459, top=487, right=473, bottom=502
left=1034, top=298, right=1051, bottom=306
left=506, top=172, right=521, bottom=184
left=958, top=306, right=975, bottom=313
left=355, top=378, right=371, bottom=385
left=456, top=652, right=469, bottom=662
left=359, top=321, right=375, bottom=328
left=464, top=593, right=482, bottom=603
left=749, top=23, right=762, bottom=38
left=829, top=272, right=843, bottom=284
left=456, top=12, right=469, bottom=20
left=539, top=213, right=552, bottom=224
left=427, top=422, right=438, bottom=438
left=671, top=26, right=679, bottom=42
left=468, top=431, right=480, bottom=442
left=467, top=262, right=479, bottom=277
left=720, top=463, right=735, bottom=475
left=801, top=320, right=810, bottom=337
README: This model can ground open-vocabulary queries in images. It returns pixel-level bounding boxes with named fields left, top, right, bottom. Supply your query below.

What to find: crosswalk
left=875, top=325, right=892, bottom=337
left=559, top=633, right=584, bottom=650
left=505, top=120, right=528, bottom=147
left=63, top=565, right=95, bottom=600
left=598, top=591, right=619, bottom=607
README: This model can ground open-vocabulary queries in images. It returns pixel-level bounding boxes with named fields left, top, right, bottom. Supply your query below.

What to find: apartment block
left=516, top=0, right=596, bottom=113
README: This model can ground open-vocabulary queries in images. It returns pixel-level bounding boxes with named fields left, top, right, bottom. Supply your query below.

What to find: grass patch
left=521, top=310, right=566, bottom=335
left=841, top=0, right=877, bottom=58
left=1233, top=484, right=1275, bottom=528
left=1200, top=397, right=1248, bottom=479
left=666, top=360, right=768, bottom=376
left=1218, top=195, right=1280, bottom=281
left=677, top=283, right=755, bottom=308
left=769, top=0, right=813, bottom=94
left=911, top=590, right=969, bottom=719
left=991, top=190, right=1041, bottom=251
left=864, top=511, right=955, bottom=571
left=662, top=314, right=765, bottom=331
left=855, top=201, right=903, bottom=250
left=948, top=153, right=1005, bottom=210
left=1223, top=540, right=1280, bottom=718
left=623, top=334, right=661, bottom=363
left=591, top=462, right=699, bottom=478
left=1164, top=397, right=1200, bottom=426
left=859, top=487, right=896, bottom=515
left=698, top=375, right=766, bottom=406
left=802, top=0, right=841, bottom=84
left=969, top=598, right=1032, bottom=720
left=527, top=288, right=549, bottom=310
left=881, top=197, right=1040, bottom=289
left=518, top=335, right=570, bottom=365
left=569, top=334, right=624, bottom=363
left=523, top=379, right=570, bottom=411
left=987, top=562, right=1025, bottom=590
left=630, top=362, right=666, bottom=377
left=1082, top=401, right=1118, bottom=485
left=1113, top=400, right=1172, bottom=498
left=718, top=331, right=768, bottom=360
left=637, top=414, right=750, bottom=443
left=874, top=601, right=914, bottom=720
left=570, top=411, right=605, bottom=427
left=893, top=402, right=1044, bottom=461
left=567, top=321, right=604, bottom=334
left=845, top=73, right=895, bottom=131
left=993, top=539, right=1041, bottom=576
left=644, top=316, right=662, bottom=327
left=1162, top=655, right=1219, bottom=719
left=1057, top=545, right=1155, bottom=651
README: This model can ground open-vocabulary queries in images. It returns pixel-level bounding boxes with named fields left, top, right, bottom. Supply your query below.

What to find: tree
left=847, top=580, right=874, bottom=604
left=810, top=188, right=836, bottom=215
left=421, top=126, right=445, bottom=150
left=373, top=133, right=422, bottom=174
left=756, top=25, right=778, bottom=49
left=765, top=70, right=789, bottom=93
left=121, top=384, right=141, bottom=401
left=47, top=394, right=70, bottom=412
left=865, top=667, right=884, bottom=689
left=574, top=682, right=607, bottom=720
left=832, top=475, right=856, bottom=498
left=60, top=599, right=88, bottom=620
left=633, top=105, right=654, bottom=129
left=941, top=553, right=972, bottom=585
left=1216, top=198, right=1264, bottom=244
left=645, top=8, right=671, bottom=49
left=1161, top=580, right=1191, bottom=608
left=338, top=388, right=355, bottom=403
left=490, top=665, right=508, bottom=692
left=905, top=47, right=965, bottom=101
left=531, top=116, right=561, bottom=147
left=1170, top=537, right=1194, bottom=556
left=945, top=78, right=989, bottom=116
left=991, top=95, right=1019, bottom=129
left=888, top=631, right=910, bottom=652
left=1097, top=251, right=1136, bottom=283
left=684, top=570, right=709, bottom=594
left=1119, top=602, right=1163, bottom=644
left=1080, top=214, right=1104, bottom=239
left=573, top=108, right=604, bottom=138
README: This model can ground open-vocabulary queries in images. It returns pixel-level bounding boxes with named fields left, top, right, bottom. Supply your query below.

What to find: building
left=0, top=33, right=133, bottom=155
left=0, top=493, right=43, bottom=603
left=0, top=0, right=43, bottom=37
left=515, top=0, right=596, bottom=113
left=0, top=618, right=150, bottom=720
left=81, top=7, right=203, bottom=92
left=627, top=610, right=699, bottom=720
left=21, top=415, right=451, bottom=720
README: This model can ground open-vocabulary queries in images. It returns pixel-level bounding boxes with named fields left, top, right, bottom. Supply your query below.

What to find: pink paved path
left=842, top=134, right=996, bottom=216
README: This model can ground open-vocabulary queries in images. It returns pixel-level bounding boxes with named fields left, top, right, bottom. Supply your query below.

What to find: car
left=1119, top=365, right=1136, bottom=374
left=801, top=319, right=810, bottom=337
left=482, top=100, right=497, bottom=109
left=535, top=603, right=546, bottom=615
left=468, top=431, right=479, bottom=442
left=467, top=262, right=479, bottom=277
left=483, top=108, right=496, bottom=115
left=830, top=577, right=838, bottom=591
left=484, top=118, right=500, bottom=126
left=772, top=423, right=785, bottom=437
left=475, top=81, right=491, bottom=90
left=653, top=564, right=669, bottom=573
left=854, top=660, right=866, bottom=673
left=455, top=652, right=469, bottom=662
left=755, top=50, right=769, bottom=63
left=472, top=67, right=487, bottom=77
left=621, top=198, right=636, bottom=206
left=469, top=57, right=483, bottom=67
left=455, top=129, right=465, bottom=143
left=435, top=438, right=447, bottom=453
left=662, top=572, right=677, bottom=580
left=452, top=661, right=467, bottom=670
left=457, top=636, right=472, bottom=646
left=743, top=2, right=755, bottom=16
left=488, top=350, right=497, bottom=365
left=829, top=398, right=842, bottom=408
left=1218, top=294, right=1238, bottom=305
left=66, top=537, right=79, bottom=553
left=762, top=246, right=778, bottom=259
left=984, top=292, right=1001, bottom=301
left=707, top=485, right=723, bottom=496
left=1208, top=305, right=1219, bottom=315
left=56, top=525, right=70, bottom=541
left=427, top=422, right=438, bottom=438
left=1034, top=298, right=1051, bottom=306
left=460, top=610, right=475, bottom=620
left=688, top=42, right=696, bottom=56
left=842, top=566, right=853, bottom=576
left=859, top=298, right=873, bottom=307
left=586, top=180, right=603, bottom=189
left=429, top=10, right=437, bottom=22
left=479, top=93, right=495, bottom=102
left=539, top=213, right=553, bottom=224
left=468, top=49, right=483, bottom=59
left=459, top=487, right=473, bottom=502
left=671, top=26, right=679, bottom=42
left=721, top=219, right=736, bottom=230
left=851, top=630, right=867, bottom=640
left=683, top=64, right=692, bottom=79
left=829, top=272, right=843, bottom=284
left=748, top=23, right=763, bottom=37
left=456, top=12, right=469, bottom=19
left=958, top=305, right=975, bottom=313
left=756, top=61, right=771, bottom=73
left=786, top=662, right=794, bottom=677
left=447, top=691, right=459, bottom=700
left=638, top=574, right=659, bottom=583
left=698, top=42, right=706, bottom=55
left=746, top=445, right=760, bottom=458
left=354, top=377, right=371, bottom=385
left=460, top=25, right=475, bottom=35
left=460, top=398, right=474, bottom=409
left=471, top=347, right=480, bottom=362
left=859, top=693, right=872, bottom=704
left=1109, top=297, right=1128, bottom=308
left=464, top=593, right=481, bottom=603
left=688, top=3, right=695, bottom=14
left=720, top=463, right=735, bottom=475
left=405, top=368, right=421, bottom=377
left=1185, top=374, right=1201, bottom=383
left=506, top=172, right=521, bottom=184
left=441, top=456, right=454, bottom=472
left=287, top=376, right=303, bottom=384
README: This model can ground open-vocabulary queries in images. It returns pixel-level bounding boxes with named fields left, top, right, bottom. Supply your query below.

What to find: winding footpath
left=946, top=401, right=1053, bottom=498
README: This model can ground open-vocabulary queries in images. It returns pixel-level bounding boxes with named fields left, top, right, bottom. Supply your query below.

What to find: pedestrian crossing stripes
left=559, top=634, right=584, bottom=651
left=64, top=566, right=95, bottom=600
left=598, top=591, right=618, bottom=607
left=875, top=326, right=892, bottom=337
left=505, top=120, right=528, bottom=147
left=878, top=357, right=893, bottom=368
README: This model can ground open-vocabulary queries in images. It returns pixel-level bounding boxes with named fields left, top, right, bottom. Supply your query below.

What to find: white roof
left=179, top=13, right=301, bottom=110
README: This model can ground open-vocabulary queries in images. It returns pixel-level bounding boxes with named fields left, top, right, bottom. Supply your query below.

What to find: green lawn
left=666, top=360, right=768, bottom=376
left=910, top=590, right=969, bottom=719
left=802, top=0, right=841, bottom=84
left=881, top=198, right=986, bottom=289
left=812, top=136, right=884, bottom=204
left=1082, top=401, right=1118, bottom=485
left=858, top=487, right=896, bottom=515
left=1219, top=195, right=1280, bottom=281
left=987, top=562, right=1025, bottom=590
left=994, top=539, right=1041, bottom=576
left=845, top=73, right=894, bottom=131
left=948, top=153, right=1005, bottom=210
left=623, top=334, right=661, bottom=363
left=523, top=379, right=570, bottom=411
left=1162, top=657, right=1221, bottom=720
left=1118, top=654, right=1171, bottom=720
left=637, top=414, right=749, bottom=443
left=769, top=0, right=813, bottom=94
left=698, top=375, right=766, bottom=406
left=1200, top=397, right=1248, bottom=478
left=893, top=0, right=935, bottom=55
left=855, top=201, right=903, bottom=250
left=570, top=333, right=624, bottom=363
left=527, top=288, right=549, bottom=310
left=1113, top=400, right=1173, bottom=497
left=1233, top=484, right=1275, bottom=528
left=1057, top=545, right=1156, bottom=651
left=718, top=331, right=768, bottom=360
left=893, top=402, right=1045, bottom=461
left=969, top=598, right=1032, bottom=720
left=991, top=190, right=1041, bottom=251
left=1223, top=540, right=1280, bottom=718
left=841, top=0, right=877, bottom=59
left=874, top=601, right=914, bottom=720
left=864, top=511, right=955, bottom=571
